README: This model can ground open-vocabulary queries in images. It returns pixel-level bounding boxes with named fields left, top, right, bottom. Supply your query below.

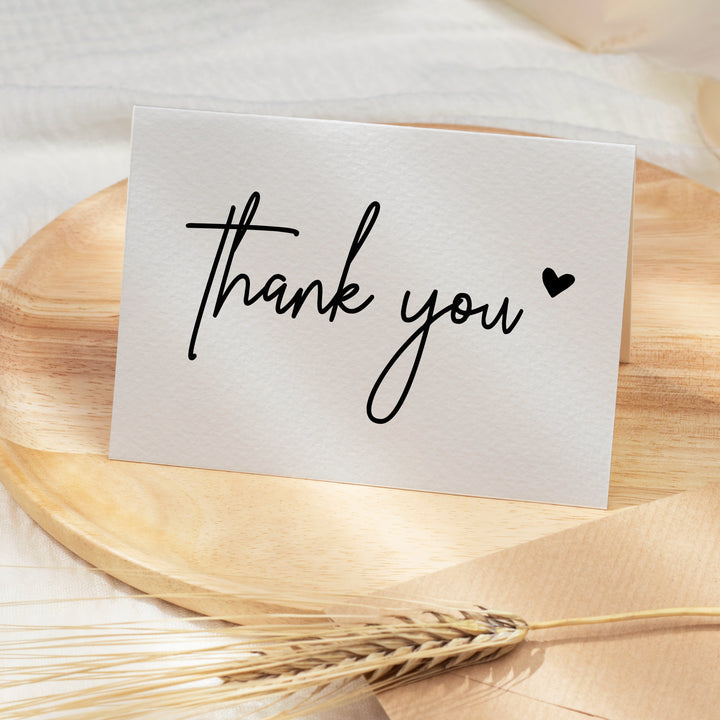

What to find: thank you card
left=110, top=107, right=634, bottom=508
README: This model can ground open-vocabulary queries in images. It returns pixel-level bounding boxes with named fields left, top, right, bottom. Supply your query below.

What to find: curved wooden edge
left=0, top=180, right=125, bottom=454
left=0, top=437, right=323, bottom=622
left=0, top=434, right=606, bottom=617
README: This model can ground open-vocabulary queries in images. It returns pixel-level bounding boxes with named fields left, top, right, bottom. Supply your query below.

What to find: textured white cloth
left=1, top=1, right=718, bottom=718
left=2, top=0, right=719, bottom=267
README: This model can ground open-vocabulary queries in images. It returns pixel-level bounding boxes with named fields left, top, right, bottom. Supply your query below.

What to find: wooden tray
left=2, top=125, right=720, bottom=618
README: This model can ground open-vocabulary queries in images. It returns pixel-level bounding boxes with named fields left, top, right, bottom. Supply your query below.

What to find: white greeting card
left=110, top=107, right=634, bottom=508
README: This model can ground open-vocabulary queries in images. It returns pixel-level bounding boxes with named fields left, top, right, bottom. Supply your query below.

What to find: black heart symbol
left=542, top=267, right=575, bottom=298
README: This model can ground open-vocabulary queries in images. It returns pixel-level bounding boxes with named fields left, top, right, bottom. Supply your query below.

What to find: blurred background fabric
left=504, top=0, right=720, bottom=156
left=1, top=1, right=718, bottom=718
left=504, top=0, right=720, bottom=75
left=1, top=0, right=719, bottom=267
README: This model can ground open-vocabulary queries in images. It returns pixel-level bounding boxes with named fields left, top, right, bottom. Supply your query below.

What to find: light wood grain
left=1, top=125, right=719, bottom=617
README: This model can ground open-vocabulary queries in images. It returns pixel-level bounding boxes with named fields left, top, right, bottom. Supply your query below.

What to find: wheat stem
left=528, top=606, right=720, bottom=631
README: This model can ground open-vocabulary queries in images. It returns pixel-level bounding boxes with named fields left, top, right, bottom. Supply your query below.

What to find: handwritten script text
left=187, top=193, right=523, bottom=423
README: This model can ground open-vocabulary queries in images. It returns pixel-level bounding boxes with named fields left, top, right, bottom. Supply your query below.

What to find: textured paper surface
left=374, top=483, right=720, bottom=720
left=110, top=107, right=634, bottom=507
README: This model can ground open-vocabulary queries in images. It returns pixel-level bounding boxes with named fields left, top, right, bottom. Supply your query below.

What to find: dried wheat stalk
left=3, top=605, right=720, bottom=719
left=0, top=606, right=526, bottom=719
